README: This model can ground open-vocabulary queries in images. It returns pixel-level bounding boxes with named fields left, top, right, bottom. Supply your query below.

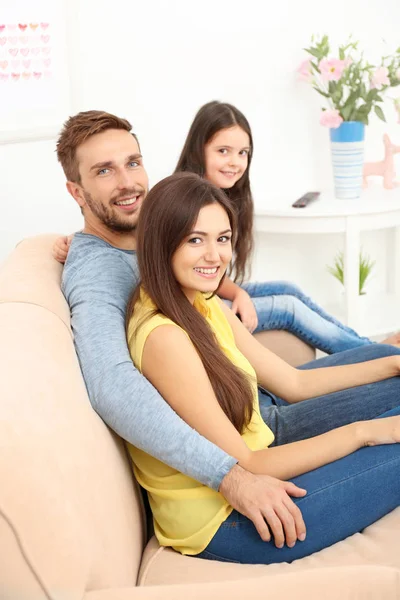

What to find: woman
left=125, top=171, right=400, bottom=564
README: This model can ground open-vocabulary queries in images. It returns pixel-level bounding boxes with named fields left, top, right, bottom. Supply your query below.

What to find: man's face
left=74, top=129, right=149, bottom=233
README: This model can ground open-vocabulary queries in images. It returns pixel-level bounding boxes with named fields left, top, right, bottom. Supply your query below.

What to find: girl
left=174, top=100, right=400, bottom=351
left=126, top=171, right=400, bottom=564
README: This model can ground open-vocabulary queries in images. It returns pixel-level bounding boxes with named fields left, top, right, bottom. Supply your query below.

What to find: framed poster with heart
left=0, top=0, right=73, bottom=143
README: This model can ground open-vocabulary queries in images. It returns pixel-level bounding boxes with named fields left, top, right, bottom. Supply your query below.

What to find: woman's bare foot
left=382, top=332, right=400, bottom=345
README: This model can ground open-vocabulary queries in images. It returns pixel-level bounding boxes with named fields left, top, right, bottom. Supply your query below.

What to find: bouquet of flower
left=298, top=35, right=400, bottom=127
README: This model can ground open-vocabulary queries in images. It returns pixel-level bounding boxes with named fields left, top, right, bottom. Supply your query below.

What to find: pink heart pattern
left=0, top=22, right=53, bottom=83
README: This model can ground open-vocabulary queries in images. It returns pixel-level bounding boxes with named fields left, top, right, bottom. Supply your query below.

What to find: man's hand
left=219, top=464, right=307, bottom=549
left=231, top=289, right=258, bottom=333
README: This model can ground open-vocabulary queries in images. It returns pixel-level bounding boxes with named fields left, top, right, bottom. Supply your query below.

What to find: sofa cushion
left=139, top=507, right=400, bottom=586
left=85, top=565, right=400, bottom=600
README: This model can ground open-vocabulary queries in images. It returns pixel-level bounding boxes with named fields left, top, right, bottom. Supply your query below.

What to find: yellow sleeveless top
left=127, top=289, right=274, bottom=555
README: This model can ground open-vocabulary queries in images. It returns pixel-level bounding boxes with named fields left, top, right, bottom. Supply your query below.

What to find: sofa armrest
left=254, top=329, right=316, bottom=366
left=84, top=566, right=400, bottom=600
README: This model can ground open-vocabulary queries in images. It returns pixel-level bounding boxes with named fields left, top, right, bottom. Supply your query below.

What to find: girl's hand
left=358, top=415, right=400, bottom=447
left=231, top=288, right=258, bottom=333
left=52, top=234, right=74, bottom=264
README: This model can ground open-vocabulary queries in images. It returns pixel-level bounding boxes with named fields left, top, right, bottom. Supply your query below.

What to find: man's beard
left=83, top=188, right=142, bottom=233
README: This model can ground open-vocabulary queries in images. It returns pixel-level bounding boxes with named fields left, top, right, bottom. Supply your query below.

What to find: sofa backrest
left=0, top=235, right=145, bottom=599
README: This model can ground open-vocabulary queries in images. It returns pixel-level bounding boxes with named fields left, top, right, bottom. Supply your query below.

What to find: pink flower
left=319, top=58, right=346, bottom=81
left=320, top=109, right=343, bottom=128
left=297, top=59, right=313, bottom=82
left=371, top=66, right=390, bottom=89
left=396, top=68, right=400, bottom=81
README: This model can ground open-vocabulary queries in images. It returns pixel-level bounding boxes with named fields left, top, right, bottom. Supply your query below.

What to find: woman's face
left=204, top=125, right=250, bottom=189
left=172, top=203, right=233, bottom=303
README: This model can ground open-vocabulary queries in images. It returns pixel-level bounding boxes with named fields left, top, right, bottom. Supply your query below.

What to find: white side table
left=254, top=185, right=400, bottom=338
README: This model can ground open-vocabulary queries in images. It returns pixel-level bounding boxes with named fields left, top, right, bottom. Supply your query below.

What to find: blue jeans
left=197, top=344, right=400, bottom=564
left=240, top=280, right=372, bottom=354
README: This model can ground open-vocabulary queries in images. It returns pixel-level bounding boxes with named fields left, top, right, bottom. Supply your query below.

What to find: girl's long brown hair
left=175, top=101, right=254, bottom=283
left=127, top=172, right=254, bottom=433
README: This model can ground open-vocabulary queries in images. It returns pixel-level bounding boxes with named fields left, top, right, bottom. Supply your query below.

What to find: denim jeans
left=239, top=280, right=372, bottom=354
left=197, top=344, right=400, bottom=564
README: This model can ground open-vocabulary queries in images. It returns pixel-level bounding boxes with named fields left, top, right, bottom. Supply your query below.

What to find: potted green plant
left=327, top=250, right=375, bottom=295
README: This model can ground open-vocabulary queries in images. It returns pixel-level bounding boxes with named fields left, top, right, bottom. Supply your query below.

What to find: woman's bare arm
left=218, top=300, right=400, bottom=403
left=141, top=324, right=400, bottom=481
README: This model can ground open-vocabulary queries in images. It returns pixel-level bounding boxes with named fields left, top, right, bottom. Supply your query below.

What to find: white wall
left=1, top=0, right=400, bottom=305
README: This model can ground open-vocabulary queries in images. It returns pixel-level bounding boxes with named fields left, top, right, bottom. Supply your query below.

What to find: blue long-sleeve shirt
left=61, top=233, right=236, bottom=490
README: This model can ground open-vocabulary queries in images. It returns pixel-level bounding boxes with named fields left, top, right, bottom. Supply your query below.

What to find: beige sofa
left=0, top=234, right=400, bottom=600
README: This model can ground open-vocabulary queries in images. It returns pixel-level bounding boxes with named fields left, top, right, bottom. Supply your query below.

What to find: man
left=57, top=110, right=307, bottom=550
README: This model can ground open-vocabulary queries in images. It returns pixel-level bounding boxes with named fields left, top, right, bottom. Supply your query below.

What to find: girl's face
left=204, top=125, right=250, bottom=189
left=172, top=203, right=233, bottom=303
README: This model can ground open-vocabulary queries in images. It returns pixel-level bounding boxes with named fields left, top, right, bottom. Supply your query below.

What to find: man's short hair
left=56, top=110, right=135, bottom=183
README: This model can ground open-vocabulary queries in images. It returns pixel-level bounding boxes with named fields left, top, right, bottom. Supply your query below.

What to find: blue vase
left=330, top=121, right=365, bottom=199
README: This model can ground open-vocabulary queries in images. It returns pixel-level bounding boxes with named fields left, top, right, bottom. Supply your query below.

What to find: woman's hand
left=231, top=288, right=258, bottom=333
left=358, top=415, right=400, bottom=447
left=52, top=234, right=74, bottom=264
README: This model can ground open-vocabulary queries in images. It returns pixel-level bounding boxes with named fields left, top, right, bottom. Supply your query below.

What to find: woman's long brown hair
left=175, top=101, right=254, bottom=283
left=126, top=172, right=254, bottom=433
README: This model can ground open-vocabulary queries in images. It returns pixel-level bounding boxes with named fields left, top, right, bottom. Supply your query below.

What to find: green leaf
left=359, top=253, right=375, bottom=295
left=356, top=103, right=370, bottom=115
left=326, top=253, right=344, bottom=285
left=374, top=105, right=386, bottom=122
left=313, top=86, right=330, bottom=98
left=354, top=103, right=370, bottom=123
left=305, top=47, right=323, bottom=59
left=310, top=61, right=321, bottom=74
left=366, top=89, right=379, bottom=101
left=341, top=103, right=353, bottom=120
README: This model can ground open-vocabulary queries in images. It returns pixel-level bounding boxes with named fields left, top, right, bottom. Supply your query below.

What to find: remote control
left=292, top=191, right=320, bottom=208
